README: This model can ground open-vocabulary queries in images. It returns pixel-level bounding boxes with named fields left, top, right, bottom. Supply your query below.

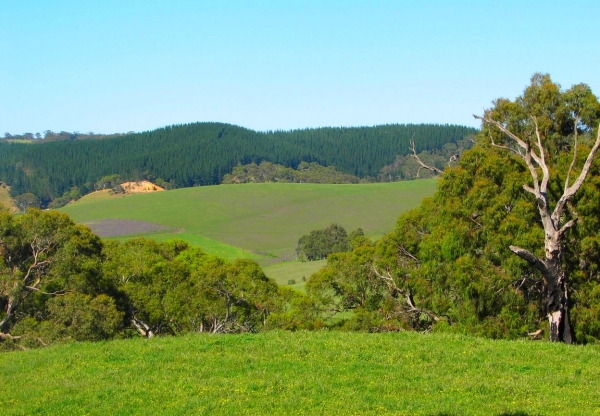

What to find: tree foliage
left=306, top=75, right=600, bottom=342
left=0, top=209, right=111, bottom=347
left=296, top=224, right=363, bottom=261
left=0, top=208, right=320, bottom=350
left=14, top=193, right=40, bottom=212
left=222, top=161, right=362, bottom=184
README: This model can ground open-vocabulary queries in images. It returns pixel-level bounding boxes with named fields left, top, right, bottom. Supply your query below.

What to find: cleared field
left=1, top=331, right=598, bottom=415
left=263, top=259, right=327, bottom=291
left=60, top=180, right=437, bottom=261
left=0, top=185, right=17, bottom=213
left=109, top=231, right=260, bottom=260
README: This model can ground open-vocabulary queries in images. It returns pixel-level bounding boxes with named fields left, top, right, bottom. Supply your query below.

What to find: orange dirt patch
left=121, top=181, right=165, bottom=194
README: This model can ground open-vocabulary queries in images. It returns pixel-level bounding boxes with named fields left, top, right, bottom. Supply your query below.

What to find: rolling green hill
left=60, top=180, right=437, bottom=263
left=2, top=331, right=598, bottom=415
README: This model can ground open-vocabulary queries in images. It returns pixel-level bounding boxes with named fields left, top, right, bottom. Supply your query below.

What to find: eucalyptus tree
left=0, top=209, right=112, bottom=346
left=474, top=74, right=600, bottom=343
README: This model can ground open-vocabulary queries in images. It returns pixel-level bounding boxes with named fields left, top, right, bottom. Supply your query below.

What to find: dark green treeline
left=0, top=122, right=477, bottom=205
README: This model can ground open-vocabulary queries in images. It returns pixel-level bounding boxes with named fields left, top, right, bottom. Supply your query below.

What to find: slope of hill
left=0, top=122, right=476, bottom=204
left=0, top=185, right=17, bottom=213
left=60, top=180, right=438, bottom=262
left=1, top=331, right=598, bottom=415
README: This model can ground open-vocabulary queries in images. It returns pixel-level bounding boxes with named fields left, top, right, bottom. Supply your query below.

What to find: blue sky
left=1, top=0, right=599, bottom=134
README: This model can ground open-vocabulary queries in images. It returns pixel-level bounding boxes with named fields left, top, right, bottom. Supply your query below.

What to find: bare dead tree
left=410, top=139, right=443, bottom=178
left=474, top=111, right=600, bottom=343
left=409, top=138, right=459, bottom=178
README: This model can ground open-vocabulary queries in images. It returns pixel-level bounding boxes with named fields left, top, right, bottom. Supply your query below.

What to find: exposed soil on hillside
left=83, top=219, right=173, bottom=237
left=121, top=181, right=165, bottom=193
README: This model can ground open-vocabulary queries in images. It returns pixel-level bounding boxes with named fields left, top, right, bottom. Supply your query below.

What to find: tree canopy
left=296, top=224, right=364, bottom=261
left=306, top=74, right=600, bottom=342
left=0, top=211, right=312, bottom=350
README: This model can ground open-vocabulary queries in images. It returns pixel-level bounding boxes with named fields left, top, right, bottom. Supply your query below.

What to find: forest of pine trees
left=0, top=123, right=477, bottom=206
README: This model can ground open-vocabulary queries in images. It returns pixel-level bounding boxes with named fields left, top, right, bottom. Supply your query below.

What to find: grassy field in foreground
left=60, top=180, right=437, bottom=262
left=2, top=331, right=599, bottom=415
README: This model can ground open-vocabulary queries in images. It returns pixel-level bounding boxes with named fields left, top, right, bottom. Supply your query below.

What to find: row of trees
left=0, top=123, right=476, bottom=206
left=222, top=161, right=362, bottom=184
left=2, top=131, right=129, bottom=142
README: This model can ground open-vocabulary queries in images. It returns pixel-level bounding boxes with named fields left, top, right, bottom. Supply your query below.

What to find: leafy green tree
left=102, top=239, right=282, bottom=336
left=12, top=293, right=123, bottom=345
left=14, top=193, right=40, bottom=212
left=474, top=74, right=600, bottom=343
left=94, top=174, right=122, bottom=191
left=0, top=209, right=108, bottom=347
left=101, top=238, right=189, bottom=337
left=307, top=239, right=440, bottom=332
left=296, top=224, right=353, bottom=261
left=306, top=76, right=600, bottom=343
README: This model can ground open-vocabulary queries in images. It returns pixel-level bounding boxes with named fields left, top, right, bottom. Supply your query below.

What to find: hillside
left=1, top=331, right=598, bottom=415
left=0, top=185, right=17, bottom=213
left=0, top=122, right=476, bottom=204
left=60, top=180, right=437, bottom=262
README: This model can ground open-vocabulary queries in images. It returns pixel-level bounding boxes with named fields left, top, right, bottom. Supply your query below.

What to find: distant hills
left=0, top=122, right=477, bottom=206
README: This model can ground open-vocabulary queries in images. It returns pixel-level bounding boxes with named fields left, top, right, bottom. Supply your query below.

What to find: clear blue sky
left=1, top=0, right=599, bottom=134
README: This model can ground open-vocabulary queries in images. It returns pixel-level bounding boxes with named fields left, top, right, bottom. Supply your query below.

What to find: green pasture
left=0, top=185, right=16, bottom=213
left=108, top=231, right=260, bottom=260
left=60, top=180, right=437, bottom=260
left=262, top=259, right=327, bottom=291
left=2, top=331, right=599, bottom=415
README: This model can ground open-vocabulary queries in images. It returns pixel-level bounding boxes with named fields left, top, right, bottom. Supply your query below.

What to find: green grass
left=108, top=231, right=261, bottom=260
left=0, top=185, right=16, bottom=213
left=60, top=181, right=437, bottom=260
left=2, top=331, right=599, bottom=415
left=263, top=259, right=327, bottom=291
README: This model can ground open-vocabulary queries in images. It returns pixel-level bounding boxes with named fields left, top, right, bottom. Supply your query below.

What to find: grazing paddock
left=83, top=219, right=173, bottom=237
left=60, top=180, right=437, bottom=263
left=1, top=331, right=598, bottom=415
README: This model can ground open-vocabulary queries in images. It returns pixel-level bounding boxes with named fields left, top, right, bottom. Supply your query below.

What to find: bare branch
left=476, top=114, right=547, bottom=194
left=487, top=129, right=523, bottom=156
left=553, top=123, right=600, bottom=224
left=528, top=329, right=543, bottom=339
left=398, top=245, right=420, bottom=263
left=448, top=154, right=459, bottom=167
left=371, top=266, right=440, bottom=323
left=410, top=139, right=443, bottom=177
left=24, top=287, right=71, bottom=296
left=565, top=116, right=580, bottom=191
left=509, top=245, right=547, bottom=273
left=522, top=184, right=537, bottom=196
left=531, top=116, right=550, bottom=192
left=557, top=219, right=577, bottom=238
left=0, top=332, right=22, bottom=341
left=474, top=114, right=530, bottom=152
